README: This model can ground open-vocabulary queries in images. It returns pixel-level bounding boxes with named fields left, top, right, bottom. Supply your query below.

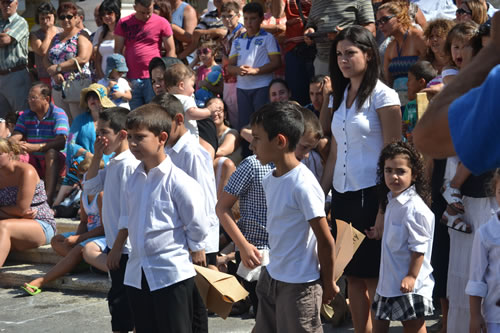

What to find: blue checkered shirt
left=223, top=155, right=272, bottom=250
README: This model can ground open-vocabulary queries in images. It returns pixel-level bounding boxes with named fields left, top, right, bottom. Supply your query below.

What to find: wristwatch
left=56, top=65, right=62, bottom=73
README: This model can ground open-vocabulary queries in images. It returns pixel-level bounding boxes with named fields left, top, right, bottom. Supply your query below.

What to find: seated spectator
left=377, top=1, right=427, bottom=106
left=456, top=0, right=488, bottom=25
left=149, top=56, right=183, bottom=96
left=0, top=138, right=56, bottom=268
left=0, top=112, right=18, bottom=139
left=9, top=82, right=69, bottom=206
left=29, top=2, right=63, bottom=86
left=52, top=83, right=115, bottom=208
left=44, top=1, right=92, bottom=123
left=268, top=78, right=291, bottom=102
left=305, top=75, right=328, bottom=117
left=402, top=60, right=436, bottom=141
left=21, top=155, right=107, bottom=296
left=208, top=97, right=238, bottom=198
left=97, top=54, right=132, bottom=109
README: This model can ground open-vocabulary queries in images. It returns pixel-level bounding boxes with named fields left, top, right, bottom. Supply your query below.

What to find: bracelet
left=39, top=143, right=46, bottom=151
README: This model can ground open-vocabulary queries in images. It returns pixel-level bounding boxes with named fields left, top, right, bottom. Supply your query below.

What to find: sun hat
left=105, top=53, right=129, bottom=78
left=80, top=83, right=116, bottom=109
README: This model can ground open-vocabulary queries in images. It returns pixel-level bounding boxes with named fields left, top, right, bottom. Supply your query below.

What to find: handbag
left=292, top=0, right=317, bottom=61
left=62, top=58, right=91, bottom=103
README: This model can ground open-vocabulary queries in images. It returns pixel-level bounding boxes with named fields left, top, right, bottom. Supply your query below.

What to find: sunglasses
left=197, top=48, right=212, bottom=55
left=376, top=15, right=395, bottom=27
left=456, top=8, right=472, bottom=16
left=59, top=14, right=74, bottom=21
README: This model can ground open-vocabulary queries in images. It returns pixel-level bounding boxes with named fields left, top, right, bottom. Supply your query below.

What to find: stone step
left=55, top=218, right=80, bottom=234
left=0, top=263, right=110, bottom=294
left=7, top=245, right=62, bottom=265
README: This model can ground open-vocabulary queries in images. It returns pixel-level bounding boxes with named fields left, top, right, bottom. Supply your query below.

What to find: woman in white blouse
left=320, top=26, right=401, bottom=333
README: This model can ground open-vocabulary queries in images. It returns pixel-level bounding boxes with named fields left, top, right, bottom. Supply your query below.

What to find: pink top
left=196, top=65, right=213, bottom=90
left=114, top=13, right=173, bottom=79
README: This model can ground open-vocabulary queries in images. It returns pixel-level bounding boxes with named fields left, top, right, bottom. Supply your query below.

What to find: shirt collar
left=1, top=12, right=18, bottom=24
left=27, top=103, right=54, bottom=120
left=136, top=154, right=173, bottom=176
left=112, top=148, right=134, bottom=162
left=170, top=131, right=194, bottom=154
left=387, top=185, right=416, bottom=205
left=231, top=23, right=243, bottom=35
left=243, top=29, right=264, bottom=39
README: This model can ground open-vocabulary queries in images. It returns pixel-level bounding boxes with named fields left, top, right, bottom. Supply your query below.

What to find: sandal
left=440, top=208, right=471, bottom=234
left=20, top=283, right=42, bottom=296
left=441, top=181, right=465, bottom=214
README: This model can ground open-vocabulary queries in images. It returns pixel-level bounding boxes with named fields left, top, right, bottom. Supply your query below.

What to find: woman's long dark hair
left=98, top=0, right=121, bottom=45
left=329, top=26, right=383, bottom=112
left=376, top=141, right=430, bottom=213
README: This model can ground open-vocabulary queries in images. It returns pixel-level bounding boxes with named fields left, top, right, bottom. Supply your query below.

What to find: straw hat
left=80, top=83, right=116, bottom=109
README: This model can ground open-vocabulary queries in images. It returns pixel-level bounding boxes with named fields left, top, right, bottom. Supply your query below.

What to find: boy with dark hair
left=123, top=103, right=208, bottom=332
left=226, top=2, right=281, bottom=132
left=250, top=102, right=338, bottom=332
left=403, top=60, right=438, bottom=140
left=84, top=106, right=139, bottom=333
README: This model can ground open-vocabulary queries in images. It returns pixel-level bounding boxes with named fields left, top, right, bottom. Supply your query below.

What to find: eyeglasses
left=221, top=14, right=236, bottom=20
left=28, top=95, right=42, bottom=101
left=456, top=8, right=472, bottom=16
left=197, top=48, right=212, bottom=55
left=59, top=14, right=74, bottom=21
left=375, top=15, right=395, bottom=27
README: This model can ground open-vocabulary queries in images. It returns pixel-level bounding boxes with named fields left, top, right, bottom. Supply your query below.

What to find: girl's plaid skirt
left=372, top=293, right=434, bottom=321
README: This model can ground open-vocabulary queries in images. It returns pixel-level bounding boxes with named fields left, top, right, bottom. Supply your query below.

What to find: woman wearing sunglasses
left=43, top=2, right=92, bottom=123
left=456, top=0, right=488, bottom=25
left=376, top=1, right=426, bottom=106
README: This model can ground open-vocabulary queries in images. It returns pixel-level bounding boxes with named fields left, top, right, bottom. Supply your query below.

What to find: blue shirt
left=448, top=64, right=500, bottom=174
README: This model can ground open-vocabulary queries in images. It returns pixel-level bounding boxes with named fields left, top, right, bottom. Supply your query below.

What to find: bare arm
left=384, top=43, right=393, bottom=86
left=0, top=166, right=38, bottom=218
left=400, top=251, right=424, bottom=293
left=319, top=76, right=333, bottom=136
left=413, top=12, right=500, bottom=158
left=362, top=22, right=376, bottom=37
left=215, top=131, right=239, bottom=157
left=415, top=8, right=427, bottom=30
left=271, top=0, right=285, bottom=19
left=319, top=134, right=337, bottom=195
left=310, top=216, right=339, bottom=304
left=162, top=35, right=176, bottom=57
left=114, top=34, right=125, bottom=54
left=30, top=29, right=57, bottom=57
left=173, top=5, right=197, bottom=43
left=469, top=296, right=487, bottom=333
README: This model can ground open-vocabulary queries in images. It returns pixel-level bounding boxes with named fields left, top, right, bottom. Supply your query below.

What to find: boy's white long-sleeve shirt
left=165, top=131, right=219, bottom=254
left=123, top=155, right=208, bottom=291
left=83, top=149, right=139, bottom=253
left=466, top=211, right=500, bottom=324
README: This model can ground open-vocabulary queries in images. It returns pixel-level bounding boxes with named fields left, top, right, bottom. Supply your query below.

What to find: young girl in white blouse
left=320, top=25, right=402, bottom=332
left=368, top=141, right=435, bottom=333
left=466, top=169, right=500, bottom=333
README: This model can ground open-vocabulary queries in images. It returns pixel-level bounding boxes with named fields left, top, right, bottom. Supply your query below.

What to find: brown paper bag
left=194, top=265, right=249, bottom=319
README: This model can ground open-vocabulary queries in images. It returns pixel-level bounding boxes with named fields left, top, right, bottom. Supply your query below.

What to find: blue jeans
left=130, top=78, right=155, bottom=110
left=236, top=86, right=269, bottom=130
left=285, top=51, right=315, bottom=106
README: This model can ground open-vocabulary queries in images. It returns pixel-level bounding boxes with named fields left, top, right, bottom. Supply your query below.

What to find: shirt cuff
left=187, top=239, right=205, bottom=252
left=118, top=215, right=128, bottom=230
left=83, top=176, right=102, bottom=195
left=409, top=243, right=427, bottom=254
left=465, top=280, right=488, bottom=297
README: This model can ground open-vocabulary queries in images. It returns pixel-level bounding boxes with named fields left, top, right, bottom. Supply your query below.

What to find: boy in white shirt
left=250, top=102, right=339, bottom=332
left=84, top=107, right=139, bottom=333
left=164, top=63, right=217, bottom=137
left=123, top=103, right=208, bottom=332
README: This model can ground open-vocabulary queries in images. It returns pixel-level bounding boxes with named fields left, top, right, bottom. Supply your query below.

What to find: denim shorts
left=36, top=219, right=55, bottom=245
left=60, top=231, right=107, bottom=251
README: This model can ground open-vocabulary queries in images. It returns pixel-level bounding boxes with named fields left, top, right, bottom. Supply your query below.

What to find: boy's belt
left=0, top=64, right=27, bottom=75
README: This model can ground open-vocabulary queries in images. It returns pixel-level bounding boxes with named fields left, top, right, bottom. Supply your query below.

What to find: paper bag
left=194, top=265, right=249, bottom=319
left=416, top=92, right=429, bottom=121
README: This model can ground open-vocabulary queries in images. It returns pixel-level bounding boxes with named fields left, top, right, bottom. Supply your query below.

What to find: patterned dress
left=47, top=31, right=91, bottom=91
left=0, top=181, right=56, bottom=233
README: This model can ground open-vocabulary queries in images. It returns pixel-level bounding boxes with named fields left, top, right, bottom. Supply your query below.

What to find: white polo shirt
left=123, top=156, right=208, bottom=291
left=331, top=80, right=400, bottom=193
left=165, top=131, right=219, bottom=254
left=377, top=186, right=435, bottom=299
left=229, top=29, right=280, bottom=90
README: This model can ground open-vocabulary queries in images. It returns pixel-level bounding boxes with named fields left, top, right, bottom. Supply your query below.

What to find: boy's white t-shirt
left=98, top=77, right=131, bottom=109
left=173, top=93, right=199, bottom=137
left=262, top=163, right=325, bottom=283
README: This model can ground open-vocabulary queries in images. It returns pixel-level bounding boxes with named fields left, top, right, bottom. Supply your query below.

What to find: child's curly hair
left=376, top=141, right=430, bottom=213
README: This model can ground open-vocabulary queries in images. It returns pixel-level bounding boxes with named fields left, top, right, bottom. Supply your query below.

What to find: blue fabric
left=36, top=219, right=55, bottom=245
left=171, top=2, right=188, bottom=27
left=448, top=64, right=500, bottom=175
left=236, top=86, right=269, bottom=130
left=130, top=78, right=155, bottom=110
